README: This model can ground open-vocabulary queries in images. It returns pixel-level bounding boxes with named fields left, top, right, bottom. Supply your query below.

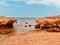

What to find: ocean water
left=13, top=17, right=36, bottom=34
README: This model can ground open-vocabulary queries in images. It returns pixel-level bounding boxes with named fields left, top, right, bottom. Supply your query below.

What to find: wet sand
left=0, top=19, right=60, bottom=45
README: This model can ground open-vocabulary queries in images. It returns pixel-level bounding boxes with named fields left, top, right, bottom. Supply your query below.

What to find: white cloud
left=0, top=1, right=6, bottom=5
left=0, top=0, right=60, bottom=7
left=5, top=4, right=24, bottom=8
left=8, top=0, right=60, bottom=7
left=8, top=0, right=26, bottom=2
left=25, top=0, right=60, bottom=7
left=0, top=0, right=23, bottom=8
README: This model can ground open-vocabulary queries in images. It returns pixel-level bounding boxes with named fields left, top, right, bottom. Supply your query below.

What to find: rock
left=35, top=15, right=60, bottom=32
left=25, top=22, right=28, bottom=24
left=35, top=24, right=40, bottom=28
left=15, top=21, right=17, bottom=23
left=29, top=25, right=31, bottom=27
left=24, top=25, right=27, bottom=27
left=0, top=16, right=17, bottom=25
left=46, top=27, right=60, bottom=32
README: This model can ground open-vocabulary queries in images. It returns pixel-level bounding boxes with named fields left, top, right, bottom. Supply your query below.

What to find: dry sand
left=0, top=30, right=60, bottom=45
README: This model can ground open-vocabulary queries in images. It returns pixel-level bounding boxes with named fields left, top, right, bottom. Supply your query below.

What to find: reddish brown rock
left=35, top=15, right=60, bottom=32
left=0, top=16, right=17, bottom=25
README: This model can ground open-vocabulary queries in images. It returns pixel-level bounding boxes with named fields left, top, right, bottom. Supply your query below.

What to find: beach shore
left=0, top=18, right=60, bottom=45
left=1, top=30, right=60, bottom=45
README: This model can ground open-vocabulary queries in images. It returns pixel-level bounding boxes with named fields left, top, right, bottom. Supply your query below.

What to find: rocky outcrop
left=35, top=15, right=60, bottom=32
left=0, top=16, right=17, bottom=25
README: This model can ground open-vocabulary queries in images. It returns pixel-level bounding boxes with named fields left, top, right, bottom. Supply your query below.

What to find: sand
left=0, top=19, right=60, bottom=45
left=0, top=30, right=60, bottom=45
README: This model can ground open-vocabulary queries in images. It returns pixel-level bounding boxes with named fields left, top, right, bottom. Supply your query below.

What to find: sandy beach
left=0, top=18, right=60, bottom=45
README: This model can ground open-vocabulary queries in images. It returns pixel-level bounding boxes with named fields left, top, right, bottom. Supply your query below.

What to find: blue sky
left=0, top=0, right=60, bottom=17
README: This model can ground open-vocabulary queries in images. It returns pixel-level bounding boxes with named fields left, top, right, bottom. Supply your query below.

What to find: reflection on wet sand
left=0, top=28, right=15, bottom=34
left=0, top=25, right=16, bottom=37
left=0, top=25, right=16, bottom=44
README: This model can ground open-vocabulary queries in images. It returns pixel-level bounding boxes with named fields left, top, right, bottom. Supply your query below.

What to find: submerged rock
left=29, top=25, right=31, bottom=27
left=25, top=22, right=28, bottom=24
left=24, top=25, right=27, bottom=27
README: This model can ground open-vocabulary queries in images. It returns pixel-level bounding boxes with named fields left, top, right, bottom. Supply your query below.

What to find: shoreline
left=0, top=18, right=60, bottom=45
left=0, top=29, right=60, bottom=45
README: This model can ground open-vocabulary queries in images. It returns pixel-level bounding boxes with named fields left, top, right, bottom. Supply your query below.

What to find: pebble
left=15, top=21, right=17, bottom=23
left=29, top=25, right=31, bottom=27
left=25, top=22, right=28, bottom=24
left=24, top=25, right=27, bottom=27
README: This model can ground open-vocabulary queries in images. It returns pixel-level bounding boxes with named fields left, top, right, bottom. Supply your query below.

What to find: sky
left=0, top=0, right=60, bottom=17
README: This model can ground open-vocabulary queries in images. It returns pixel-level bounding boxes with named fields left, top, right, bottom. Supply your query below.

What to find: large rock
left=35, top=15, right=60, bottom=32
left=0, top=16, right=17, bottom=25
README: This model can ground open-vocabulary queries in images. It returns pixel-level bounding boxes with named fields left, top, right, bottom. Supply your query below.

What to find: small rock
left=29, top=25, right=31, bottom=27
left=25, top=22, right=28, bottom=24
left=35, top=24, right=40, bottom=28
left=15, top=21, right=17, bottom=23
left=24, top=25, right=27, bottom=27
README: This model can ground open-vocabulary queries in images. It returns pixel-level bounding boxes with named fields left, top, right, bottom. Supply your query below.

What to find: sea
left=13, top=17, right=36, bottom=34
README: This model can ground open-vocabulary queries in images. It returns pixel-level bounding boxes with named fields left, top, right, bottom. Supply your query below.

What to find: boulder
left=0, top=16, right=17, bottom=25
left=35, top=15, right=60, bottom=32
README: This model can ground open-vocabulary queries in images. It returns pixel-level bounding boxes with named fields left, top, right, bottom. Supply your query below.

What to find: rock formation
left=35, top=15, right=60, bottom=32
left=0, top=16, right=17, bottom=28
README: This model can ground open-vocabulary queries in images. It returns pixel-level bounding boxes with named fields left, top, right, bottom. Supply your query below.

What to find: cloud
left=8, top=0, right=60, bottom=7
left=0, top=0, right=60, bottom=7
left=0, top=0, right=23, bottom=8
left=10, top=0, right=21, bottom=1
left=25, top=0, right=60, bottom=7
left=0, top=1, right=6, bottom=5
left=6, top=4, right=24, bottom=8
